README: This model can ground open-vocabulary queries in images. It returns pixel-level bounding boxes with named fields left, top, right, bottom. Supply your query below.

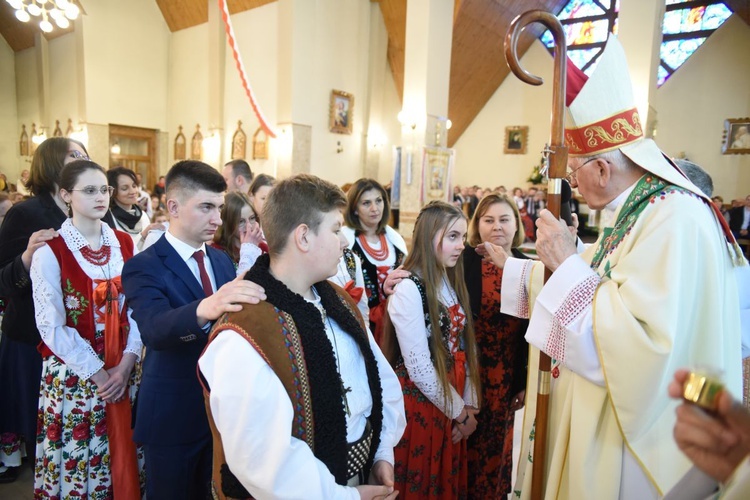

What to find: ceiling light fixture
left=6, top=0, right=80, bottom=33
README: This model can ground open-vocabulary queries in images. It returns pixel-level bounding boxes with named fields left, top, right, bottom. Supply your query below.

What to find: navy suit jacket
left=122, top=234, right=236, bottom=445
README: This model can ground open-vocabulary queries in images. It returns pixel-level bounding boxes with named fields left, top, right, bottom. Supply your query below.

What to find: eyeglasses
left=67, top=150, right=91, bottom=161
left=70, top=185, right=115, bottom=197
left=565, top=157, right=603, bottom=183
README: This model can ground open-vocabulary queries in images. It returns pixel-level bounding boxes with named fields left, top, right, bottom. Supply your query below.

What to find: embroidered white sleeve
left=388, top=279, right=465, bottom=419
left=237, top=243, right=262, bottom=276
left=368, top=331, right=406, bottom=465
left=527, top=254, right=604, bottom=385
left=500, top=257, right=535, bottom=319
left=124, top=306, right=143, bottom=360
left=31, top=245, right=104, bottom=381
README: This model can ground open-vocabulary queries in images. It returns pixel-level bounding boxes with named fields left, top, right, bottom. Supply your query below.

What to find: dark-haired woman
left=0, top=137, right=88, bottom=482
left=102, top=166, right=162, bottom=251
left=31, top=159, right=143, bottom=498
left=342, top=178, right=407, bottom=344
left=211, top=191, right=264, bottom=274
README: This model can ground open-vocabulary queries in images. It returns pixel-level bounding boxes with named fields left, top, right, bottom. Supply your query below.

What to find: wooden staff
left=504, top=11, right=567, bottom=500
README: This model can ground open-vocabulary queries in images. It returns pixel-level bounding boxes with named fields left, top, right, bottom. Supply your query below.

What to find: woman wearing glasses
left=210, top=191, right=265, bottom=275
left=0, top=137, right=88, bottom=483
left=31, top=159, right=143, bottom=498
left=102, top=166, right=163, bottom=251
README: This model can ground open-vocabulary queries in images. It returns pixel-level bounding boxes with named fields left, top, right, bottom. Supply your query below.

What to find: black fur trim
left=244, top=254, right=384, bottom=484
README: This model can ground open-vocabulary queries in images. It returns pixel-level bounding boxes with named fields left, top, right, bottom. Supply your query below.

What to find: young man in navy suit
left=122, top=160, right=266, bottom=499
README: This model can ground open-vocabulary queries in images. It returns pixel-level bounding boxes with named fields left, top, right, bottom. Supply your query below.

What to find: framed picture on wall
left=329, top=89, right=353, bottom=134
left=723, top=118, right=750, bottom=154
left=421, top=146, right=455, bottom=204
left=504, top=126, right=528, bottom=155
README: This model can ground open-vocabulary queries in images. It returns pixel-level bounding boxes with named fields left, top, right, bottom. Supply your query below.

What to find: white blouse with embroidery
left=387, top=278, right=479, bottom=420
left=31, top=219, right=143, bottom=381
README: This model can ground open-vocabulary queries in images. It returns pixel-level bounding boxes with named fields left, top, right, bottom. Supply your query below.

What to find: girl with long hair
left=211, top=191, right=265, bottom=274
left=382, top=200, right=480, bottom=499
left=31, top=160, right=143, bottom=498
left=343, top=178, right=407, bottom=344
left=464, top=193, right=529, bottom=497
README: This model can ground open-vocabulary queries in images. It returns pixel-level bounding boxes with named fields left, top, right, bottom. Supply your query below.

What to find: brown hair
left=59, top=160, right=107, bottom=218
left=344, top=178, right=390, bottom=235
left=213, top=191, right=255, bottom=263
left=27, top=137, right=88, bottom=196
left=381, top=200, right=481, bottom=409
left=263, top=174, right=346, bottom=257
left=151, top=209, right=168, bottom=223
left=467, top=193, right=524, bottom=248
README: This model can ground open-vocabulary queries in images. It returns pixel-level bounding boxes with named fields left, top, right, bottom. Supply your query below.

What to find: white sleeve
left=353, top=253, right=370, bottom=320
left=199, top=331, right=359, bottom=500
left=368, top=332, right=406, bottom=465
left=735, top=263, right=750, bottom=358
left=500, top=257, right=536, bottom=319
left=237, top=243, right=262, bottom=276
left=123, top=306, right=143, bottom=360
left=525, top=254, right=604, bottom=385
left=387, top=279, right=465, bottom=419
left=463, top=370, right=479, bottom=408
left=31, top=245, right=104, bottom=380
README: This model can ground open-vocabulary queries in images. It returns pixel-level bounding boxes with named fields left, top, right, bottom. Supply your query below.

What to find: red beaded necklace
left=357, top=233, right=389, bottom=261
left=80, top=245, right=111, bottom=266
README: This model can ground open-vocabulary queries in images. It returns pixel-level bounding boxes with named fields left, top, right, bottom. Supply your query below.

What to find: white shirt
left=31, top=219, right=142, bottom=380
left=198, top=289, right=406, bottom=499
left=388, top=278, right=479, bottom=419
left=164, top=230, right=217, bottom=293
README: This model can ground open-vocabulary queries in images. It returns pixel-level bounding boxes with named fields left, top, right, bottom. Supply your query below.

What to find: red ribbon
left=93, top=277, right=140, bottom=500
left=218, top=0, right=276, bottom=138
left=343, top=280, right=364, bottom=304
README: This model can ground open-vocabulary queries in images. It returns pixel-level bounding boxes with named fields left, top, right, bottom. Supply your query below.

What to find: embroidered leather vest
left=200, top=281, right=383, bottom=500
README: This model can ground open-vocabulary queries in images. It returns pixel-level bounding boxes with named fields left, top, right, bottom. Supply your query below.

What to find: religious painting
left=329, top=90, right=353, bottom=135
left=174, top=125, right=186, bottom=160
left=19, top=124, right=29, bottom=157
left=723, top=118, right=750, bottom=155
left=253, top=127, right=268, bottom=160
left=504, top=126, right=528, bottom=155
left=421, top=147, right=455, bottom=204
left=232, top=120, right=247, bottom=160
left=191, top=124, right=203, bottom=160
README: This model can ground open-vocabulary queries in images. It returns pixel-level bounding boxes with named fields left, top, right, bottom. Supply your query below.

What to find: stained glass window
left=542, top=0, right=734, bottom=86
left=658, top=2, right=732, bottom=86
left=540, top=0, right=620, bottom=76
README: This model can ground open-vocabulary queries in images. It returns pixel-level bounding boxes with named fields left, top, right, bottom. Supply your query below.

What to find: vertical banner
left=421, top=146, right=455, bottom=204
left=391, top=146, right=402, bottom=209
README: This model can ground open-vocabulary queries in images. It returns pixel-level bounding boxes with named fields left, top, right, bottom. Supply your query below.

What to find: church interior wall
left=1, top=5, right=748, bottom=201
left=652, top=15, right=750, bottom=202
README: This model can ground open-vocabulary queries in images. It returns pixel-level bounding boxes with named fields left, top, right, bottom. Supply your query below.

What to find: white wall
left=453, top=40, right=554, bottom=191
left=653, top=15, right=750, bottom=201
left=221, top=4, right=279, bottom=177
left=81, top=0, right=169, bottom=130
left=0, top=36, right=21, bottom=179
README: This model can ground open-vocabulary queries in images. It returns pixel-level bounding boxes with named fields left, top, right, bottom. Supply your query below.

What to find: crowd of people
left=0, top=34, right=748, bottom=500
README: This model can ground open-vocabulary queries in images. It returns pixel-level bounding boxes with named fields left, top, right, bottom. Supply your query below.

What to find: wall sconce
left=368, top=126, right=387, bottom=150
left=336, top=141, right=343, bottom=154
left=31, top=123, right=47, bottom=145
left=67, top=120, right=88, bottom=147
left=202, top=127, right=222, bottom=162
left=110, top=141, right=121, bottom=155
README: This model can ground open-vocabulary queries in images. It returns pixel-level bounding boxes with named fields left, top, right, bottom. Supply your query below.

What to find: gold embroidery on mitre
left=566, top=109, right=643, bottom=155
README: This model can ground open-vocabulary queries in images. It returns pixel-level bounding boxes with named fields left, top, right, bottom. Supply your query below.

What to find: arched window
left=658, top=1, right=732, bottom=86
left=540, top=0, right=620, bottom=76
left=540, top=0, right=734, bottom=86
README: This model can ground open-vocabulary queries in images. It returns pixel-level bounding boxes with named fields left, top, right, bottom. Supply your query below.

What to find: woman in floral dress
left=464, top=193, right=529, bottom=498
left=382, top=201, right=481, bottom=499
left=31, top=160, right=143, bottom=499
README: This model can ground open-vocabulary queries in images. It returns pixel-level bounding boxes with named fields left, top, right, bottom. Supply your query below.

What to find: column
left=397, top=0, right=454, bottom=243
